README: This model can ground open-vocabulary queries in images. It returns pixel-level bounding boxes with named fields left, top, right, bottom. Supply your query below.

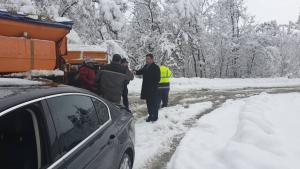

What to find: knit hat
left=112, top=54, right=122, bottom=62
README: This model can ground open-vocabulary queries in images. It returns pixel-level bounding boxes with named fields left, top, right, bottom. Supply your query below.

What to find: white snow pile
left=168, top=93, right=300, bottom=169
left=0, top=78, right=42, bottom=86
left=129, top=77, right=300, bottom=94
left=6, top=69, right=64, bottom=77
left=68, top=44, right=107, bottom=52
left=179, top=96, right=208, bottom=104
left=54, top=17, right=72, bottom=22
left=30, top=69, right=64, bottom=77
left=134, top=102, right=213, bottom=169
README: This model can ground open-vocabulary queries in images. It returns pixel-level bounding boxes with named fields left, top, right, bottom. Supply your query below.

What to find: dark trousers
left=146, top=92, right=159, bottom=120
left=122, top=85, right=129, bottom=109
left=158, top=87, right=170, bottom=108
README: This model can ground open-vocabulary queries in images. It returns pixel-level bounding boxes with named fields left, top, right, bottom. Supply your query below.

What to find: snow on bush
left=168, top=93, right=300, bottom=169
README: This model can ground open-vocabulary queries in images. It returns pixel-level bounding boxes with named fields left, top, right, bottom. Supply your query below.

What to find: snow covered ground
left=167, top=93, right=300, bottom=169
left=128, top=78, right=300, bottom=94
left=134, top=102, right=213, bottom=169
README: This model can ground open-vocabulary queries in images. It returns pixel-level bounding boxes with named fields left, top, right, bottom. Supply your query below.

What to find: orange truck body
left=0, top=35, right=56, bottom=72
left=0, top=11, right=71, bottom=73
left=64, top=50, right=108, bottom=65
left=0, top=11, right=108, bottom=75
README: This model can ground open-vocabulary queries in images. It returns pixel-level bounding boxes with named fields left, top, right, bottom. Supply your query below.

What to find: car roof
left=0, top=78, right=98, bottom=113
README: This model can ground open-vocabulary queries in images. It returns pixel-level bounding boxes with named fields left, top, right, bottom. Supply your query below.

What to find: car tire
left=119, top=153, right=132, bottom=169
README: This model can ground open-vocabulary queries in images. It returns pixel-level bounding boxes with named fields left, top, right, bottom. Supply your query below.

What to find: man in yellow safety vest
left=158, top=62, right=172, bottom=108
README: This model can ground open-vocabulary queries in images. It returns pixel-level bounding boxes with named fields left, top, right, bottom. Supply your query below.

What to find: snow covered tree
left=0, top=0, right=36, bottom=14
left=1, top=0, right=300, bottom=77
left=124, top=0, right=165, bottom=69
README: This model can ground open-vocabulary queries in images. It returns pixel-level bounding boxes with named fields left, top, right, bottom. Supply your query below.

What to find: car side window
left=47, top=95, right=100, bottom=154
left=0, top=102, right=48, bottom=169
left=92, top=98, right=110, bottom=125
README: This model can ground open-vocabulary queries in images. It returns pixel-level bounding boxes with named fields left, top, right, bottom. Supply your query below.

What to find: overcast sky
left=245, top=0, right=300, bottom=24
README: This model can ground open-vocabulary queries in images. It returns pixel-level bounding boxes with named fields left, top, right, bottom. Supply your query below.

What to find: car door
left=46, top=94, right=117, bottom=169
left=84, top=98, right=119, bottom=169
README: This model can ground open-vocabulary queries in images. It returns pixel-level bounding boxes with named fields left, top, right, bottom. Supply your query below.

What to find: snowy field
left=128, top=78, right=300, bottom=94
left=167, top=93, right=300, bottom=169
left=134, top=102, right=213, bottom=169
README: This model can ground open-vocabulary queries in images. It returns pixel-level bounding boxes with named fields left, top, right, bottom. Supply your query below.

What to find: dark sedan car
left=0, top=80, right=135, bottom=169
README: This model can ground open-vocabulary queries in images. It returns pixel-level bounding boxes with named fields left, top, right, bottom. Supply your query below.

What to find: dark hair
left=112, top=54, right=122, bottom=62
left=146, top=53, right=154, bottom=59
left=121, top=58, right=128, bottom=64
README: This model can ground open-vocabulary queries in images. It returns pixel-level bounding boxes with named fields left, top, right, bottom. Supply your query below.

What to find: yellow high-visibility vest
left=159, top=65, right=172, bottom=84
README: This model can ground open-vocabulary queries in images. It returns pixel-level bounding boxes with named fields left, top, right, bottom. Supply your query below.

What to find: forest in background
left=1, top=0, right=300, bottom=78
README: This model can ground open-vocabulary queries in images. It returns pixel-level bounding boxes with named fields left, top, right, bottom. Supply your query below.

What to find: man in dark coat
left=96, top=54, right=132, bottom=104
left=121, top=58, right=134, bottom=110
left=79, top=58, right=96, bottom=91
left=135, top=53, right=161, bottom=122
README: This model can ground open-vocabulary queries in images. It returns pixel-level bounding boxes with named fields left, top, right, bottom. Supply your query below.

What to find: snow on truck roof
left=0, top=11, right=73, bottom=29
left=68, top=44, right=107, bottom=52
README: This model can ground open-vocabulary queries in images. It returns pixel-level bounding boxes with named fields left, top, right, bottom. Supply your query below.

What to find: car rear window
left=92, top=98, right=109, bottom=125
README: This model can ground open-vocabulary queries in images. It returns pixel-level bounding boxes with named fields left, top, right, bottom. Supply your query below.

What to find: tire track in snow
left=133, top=102, right=213, bottom=169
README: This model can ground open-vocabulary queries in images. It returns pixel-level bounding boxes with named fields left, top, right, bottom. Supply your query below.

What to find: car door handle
left=110, top=134, right=116, bottom=140
left=107, top=134, right=116, bottom=145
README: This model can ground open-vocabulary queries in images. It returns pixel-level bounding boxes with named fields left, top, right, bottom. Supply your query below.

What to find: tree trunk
left=192, top=51, right=198, bottom=77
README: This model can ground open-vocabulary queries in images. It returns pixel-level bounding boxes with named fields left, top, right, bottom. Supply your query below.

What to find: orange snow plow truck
left=0, top=11, right=108, bottom=76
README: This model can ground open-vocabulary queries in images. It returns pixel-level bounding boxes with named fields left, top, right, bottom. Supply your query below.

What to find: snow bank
left=179, top=96, right=208, bottom=103
left=168, top=93, right=300, bottom=169
left=129, top=77, right=300, bottom=94
left=0, top=78, right=41, bottom=86
left=134, top=102, right=213, bottom=169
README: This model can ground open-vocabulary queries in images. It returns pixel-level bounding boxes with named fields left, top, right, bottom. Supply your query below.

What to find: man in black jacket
left=96, top=54, right=132, bottom=104
left=135, top=53, right=161, bottom=122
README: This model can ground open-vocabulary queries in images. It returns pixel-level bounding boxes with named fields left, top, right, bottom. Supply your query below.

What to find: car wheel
left=119, top=153, right=132, bottom=169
